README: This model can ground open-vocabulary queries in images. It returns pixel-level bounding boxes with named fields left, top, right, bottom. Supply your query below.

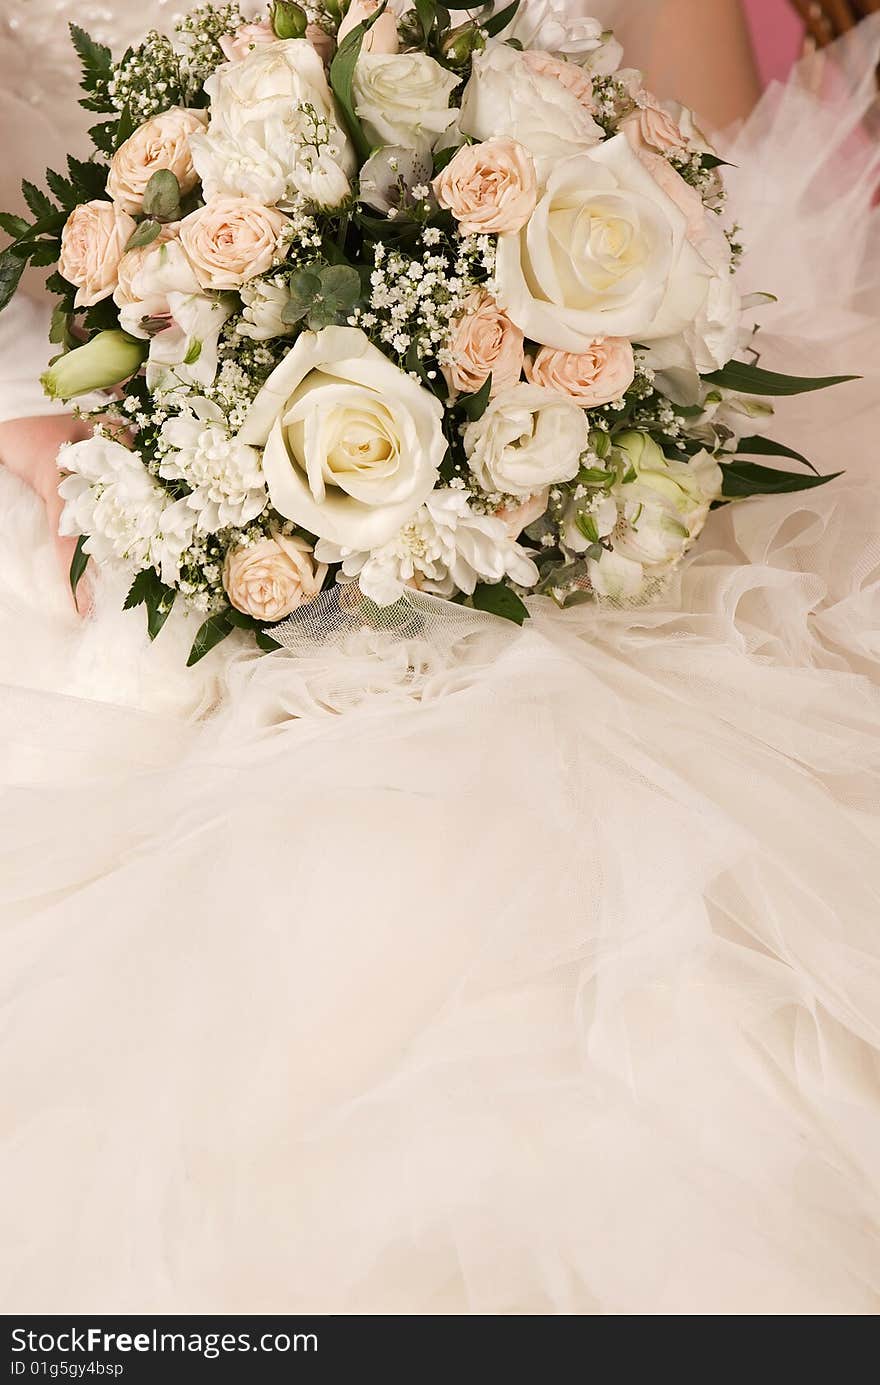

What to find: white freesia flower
left=494, top=136, right=713, bottom=353
left=463, top=384, right=589, bottom=498
left=315, top=488, right=539, bottom=605
left=497, top=0, right=623, bottom=71
left=353, top=51, right=460, bottom=152
left=57, top=435, right=195, bottom=584
left=159, top=398, right=268, bottom=532
left=238, top=326, right=446, bottom=550
left=189, top=39, right=354, bottom=208
left=459, top=41, right=603, bottom=175
left=236, top=276, right=295, bottom=341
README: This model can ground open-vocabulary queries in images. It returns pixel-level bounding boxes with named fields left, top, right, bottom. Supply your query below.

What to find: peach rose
left=443, top=290, right=525, bottom=398
left=306, top=22, right=335, bottom=65
left=219, top=20, right=277, bottom=63
left=338, top=0, right=399, bottom=55
left=107, top=108, right=208, bottom=215
left=433, top=138, right=537, bottom=236
left=525, top=340, right=635, bottom=408
left=495, top=488, right=550, bottom=539
left=224, top=534, right=327, bottom=621
left=179, top=196, right=289, bottom=290
left=621, top=93, right=689, bottom=157
left=58, top=199, right=137, bottom=308
left=521, top=50, right=596, bottom=112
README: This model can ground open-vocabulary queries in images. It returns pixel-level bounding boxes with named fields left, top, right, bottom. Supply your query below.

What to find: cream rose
left=502, top=0, right=623, bottom=71
left=107, top=108, right=208, bottom=215
left=443, top=290, right=524, bottom=398
left=224, top=534, right=326, bottom=621
left=494, top=136, right=713, bottom=353
left=525, top=339, right=635, bottom=408
left=238, top=326, right=446, bottom=549
left=433, top=138, right=537, bottom=236
left=352, top=52, right=460, bottom=151
left=58, top=199, right=137, bottom=308
left=459, top=41, right=603, bottom=176
left=463, top=384, right=589, bottom=498
left=219, top=20, right=277, bottom=64
left=338, top=0, right=399, bottom=55
left=621, top=93, right=689, bottom=157
left=179, top=196, right=289, bottom=290
left=189, top=39, right=354, bottom=206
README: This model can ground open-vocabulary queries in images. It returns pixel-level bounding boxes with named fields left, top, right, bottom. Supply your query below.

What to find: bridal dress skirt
left=2, top=26, right=880, bottom=1315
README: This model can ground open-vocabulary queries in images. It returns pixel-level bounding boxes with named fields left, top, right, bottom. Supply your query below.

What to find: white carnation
left=236, top=276, right=295, bottom=341
left=315, top=488, right=539, bottom=606
left=159, top=400, right=268, bottom=533
left=57, top=435, right=195, bottom=584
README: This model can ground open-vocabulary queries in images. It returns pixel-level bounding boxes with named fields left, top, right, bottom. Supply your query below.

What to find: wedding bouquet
left=0, top=1, right=851, bottom=664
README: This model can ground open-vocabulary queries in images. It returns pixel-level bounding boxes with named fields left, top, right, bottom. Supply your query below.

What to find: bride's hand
left=0, top=413, right=93, bottom=613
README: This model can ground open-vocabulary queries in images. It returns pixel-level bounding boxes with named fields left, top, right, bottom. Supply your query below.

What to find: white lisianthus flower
left=588, top=431, right=723, bottom=598
left=496, top=0, right=623, bottom=71
left=236, top=276, right=295, bottom=341
left=57, top=435, right=195, bottom=584
left=463, top=384, right=589, bottom=498
left=315, top=488, right=539, bottom=605
left=189, top=39, right=354, bottom=208
left=238, top=326, right=446, bottom=550
left=459, top=41, right=604, bottom=175
left=159, top=398, right=268, bottom=533
left=562, top=491, right=617, bottom=555
left=352, top=51, right=460, bottom=152
left=494, top=136, right=714, bottom=354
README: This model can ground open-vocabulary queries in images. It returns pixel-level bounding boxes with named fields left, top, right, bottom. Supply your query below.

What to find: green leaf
left=0, top=212, right=30, bottom=240
left=414, top=0, right=437, bottom=41
left=125, top=219, right=163, bottom=251
left=432, top=143, right=462, bottom=175
left=123, top=569, right=156, bottom=610
left=46, top=168, right=79, bottom=211
left=703, top=361, right=858, bottom=396
left=319, top=263, right=361, bottom=309
left=0, top=249, right=26, bottom=314
left=720, top=461, right=841, bottom=499
left=483, top=0, right=520, bottom=37
left=67, top=155, right=110, bottom=201
left=472, top=582, right=529, bottom=625
left=187, top=608, right=236, bottom=666
left=460, top=373, right=492, bottom=421
left=69, top=23, right=112, bottom=81
left=142, top=169, right=181, bottom=222
left=115, top=105, right=136, bottom=149
left=88, top=120, right=118, bottom=158
left=49, top=303, right=74, bottom=348
left=21, top=180, right=56, bottom=220
left=330, top=4, right=389, bottom=165
left=183, top=339, right=202, bottom=367
left=146, top=586, right=176, bottom=640
left=700, top=153, right=734, bottom=170
left=735, top=434, right=818, bottom=476
left=28, top=241, right=60, bottom=268
left=69, top=534, right=90, bottom=598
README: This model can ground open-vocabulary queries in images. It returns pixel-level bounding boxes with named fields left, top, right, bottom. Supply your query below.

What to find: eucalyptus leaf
left=320, top=263, right=361, bottom=308
left=125, top=219, right=162, bottom=251
left=142, top=169, right=181, bottom=222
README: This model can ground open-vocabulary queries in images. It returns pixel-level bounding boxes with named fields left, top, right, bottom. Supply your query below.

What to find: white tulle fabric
left=2, top=13, right=880, bottom=1315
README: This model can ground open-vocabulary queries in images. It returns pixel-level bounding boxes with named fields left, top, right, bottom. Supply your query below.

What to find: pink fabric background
left=743, top=0, right=805, bottom=85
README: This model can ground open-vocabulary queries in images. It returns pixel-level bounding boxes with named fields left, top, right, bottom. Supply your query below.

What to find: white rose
left=496, top=0, right=623, bottom=71
left=463, top=384, right=589, bottom=498
left=238, top=326, right=446, bottom=549
left=459, top=41, right=603, bottom=177
left=353, top=52, right=460, bottom=152
left=494, top=136, right=713, bottom=353
left=189, top=39, right=354, bottom=207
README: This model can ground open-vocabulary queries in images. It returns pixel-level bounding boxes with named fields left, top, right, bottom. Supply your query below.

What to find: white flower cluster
left=157, top=398, right=268, bottom=532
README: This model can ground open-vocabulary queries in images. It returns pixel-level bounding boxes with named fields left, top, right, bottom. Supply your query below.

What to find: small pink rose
left=621, top=93, right=689, bottom=157
left=495, top=489, right=549, bottom=539
left=433, top=138, right=537, bottom=236
left=224, top=534, right=326, bottom=622
left=521, top=50, right=596, bottom=112
left=443, top=290, right=525, bottom=398
left=179, top=196, right=289, bottom=291
left=525, top=340, right=635, bottom=409
left=107, top=108, right=208, bottom=215
left=59, top=200, right=137, bottom=308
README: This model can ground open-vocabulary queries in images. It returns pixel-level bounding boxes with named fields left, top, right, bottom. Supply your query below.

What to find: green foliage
left=69, top=535, right=90, bottom=599
left=330, top=5, right=389, bottom=164
left=720, top=462, right=841, bottom=499
left=0, top=250, right=26, bottom=313
left=472, top=582, right=530, bottom=625
left=125, top=220, right=163, bottom=252
left=703, top=361, right=858, bottom=396
left=735, top=434, right=818, bottom=476
left=282, top=264, right=362, bottom=331
left=142, top=170, right=181, bottom=223
left=459, top=373, right=492, bottom=421
left=187, top=608, right=236, bottom=666
left=270, top=1, right=308, bottom=38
